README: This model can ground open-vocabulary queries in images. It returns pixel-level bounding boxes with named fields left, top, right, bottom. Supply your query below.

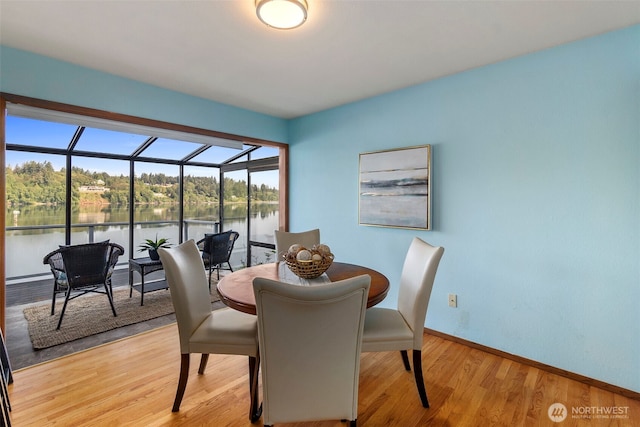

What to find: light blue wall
left=288, top=25, right=640, bottom=392
left=0, top=46, right=288, bottom=142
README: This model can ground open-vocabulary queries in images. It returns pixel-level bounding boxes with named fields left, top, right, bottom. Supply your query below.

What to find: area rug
left=24, top=286, right=220, bottom=350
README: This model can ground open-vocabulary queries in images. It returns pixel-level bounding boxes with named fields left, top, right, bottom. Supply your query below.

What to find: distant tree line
left=5, top=161, right=278, bottom=207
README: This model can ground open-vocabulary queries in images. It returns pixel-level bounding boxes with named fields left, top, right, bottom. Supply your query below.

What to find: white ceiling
left=1, top=1, right=639, bottom=119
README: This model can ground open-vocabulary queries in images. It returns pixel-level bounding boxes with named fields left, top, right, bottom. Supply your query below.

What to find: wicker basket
left=283, top=253, right=334, bottom=279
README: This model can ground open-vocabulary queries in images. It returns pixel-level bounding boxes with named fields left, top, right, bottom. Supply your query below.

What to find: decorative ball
left=315, top=244, right=331, bottom=255
left=296, top=249, right=312, bottom=261
left=288, top=244, right=302, bottom=254
left=311, top=253, right=323, bottom=263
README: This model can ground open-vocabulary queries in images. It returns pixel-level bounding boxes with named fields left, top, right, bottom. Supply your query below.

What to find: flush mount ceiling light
left=256, top=0, right=308, bottom=30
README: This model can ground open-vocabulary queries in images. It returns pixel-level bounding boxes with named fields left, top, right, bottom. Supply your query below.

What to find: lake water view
left=6, top=203, right=279, bottom=281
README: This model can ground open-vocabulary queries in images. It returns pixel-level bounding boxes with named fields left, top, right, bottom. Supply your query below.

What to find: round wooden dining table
left=217, top=262, right=390, bottom=315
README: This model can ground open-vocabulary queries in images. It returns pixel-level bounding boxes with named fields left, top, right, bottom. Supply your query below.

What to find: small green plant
left=137, top=234, right=171, bottom=252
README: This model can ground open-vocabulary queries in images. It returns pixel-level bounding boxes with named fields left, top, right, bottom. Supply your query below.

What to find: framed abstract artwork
left=359, top=145, right=431, bottom=230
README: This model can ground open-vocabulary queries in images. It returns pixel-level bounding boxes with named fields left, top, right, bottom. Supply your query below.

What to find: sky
left=5, top=115, right=279, bottom=187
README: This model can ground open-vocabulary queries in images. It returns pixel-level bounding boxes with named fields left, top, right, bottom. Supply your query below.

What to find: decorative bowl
left=283, top=253, right=334, bottom=279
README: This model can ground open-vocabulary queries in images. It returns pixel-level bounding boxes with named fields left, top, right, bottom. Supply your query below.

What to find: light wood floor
left=7, top=326, right=640, bottom=426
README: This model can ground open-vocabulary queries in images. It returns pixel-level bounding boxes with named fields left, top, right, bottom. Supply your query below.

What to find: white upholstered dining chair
left=274, top=228, right=320, bottom=259
left=158, top=240, right=261, bottom=421
left=361, top=237, right=444, bottom=408
left=253, top=275, right=371, bottom=427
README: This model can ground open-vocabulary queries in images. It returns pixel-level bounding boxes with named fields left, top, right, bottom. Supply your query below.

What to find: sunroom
left=2, top=94, right=288, bottom=367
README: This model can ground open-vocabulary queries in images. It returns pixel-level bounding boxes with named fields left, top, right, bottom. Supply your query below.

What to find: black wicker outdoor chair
left=42, top=241, right=124, bottom=329
left=196, top=231, right=239, bottom=289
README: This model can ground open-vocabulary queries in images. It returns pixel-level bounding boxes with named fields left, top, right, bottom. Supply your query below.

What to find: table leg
left=129, top=268, right=134, bottom=298
left=140, top=269, right=145, bottom=306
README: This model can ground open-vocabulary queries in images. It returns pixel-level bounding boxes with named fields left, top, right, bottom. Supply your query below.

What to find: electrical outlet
left=448, top=293, right=457, bottom=308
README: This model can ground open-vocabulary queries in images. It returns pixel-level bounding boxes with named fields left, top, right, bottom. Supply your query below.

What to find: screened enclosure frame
left=1, top=93, right=289, bottom=270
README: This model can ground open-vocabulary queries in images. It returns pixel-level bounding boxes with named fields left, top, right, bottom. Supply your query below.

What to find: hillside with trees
left=5, top=161, right=278, bottom=207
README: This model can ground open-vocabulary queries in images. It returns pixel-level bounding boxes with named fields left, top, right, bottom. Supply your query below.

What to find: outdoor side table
left=129, top=257, right=167, bottom=306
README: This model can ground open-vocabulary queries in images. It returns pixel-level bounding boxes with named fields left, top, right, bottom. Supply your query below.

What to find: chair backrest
left=58, top=241, right=112, bottom=288
left=253, top=275, right=370, bottom=425
left=274, top=228, right=320, bottom=259
left=158, top=240, right=212, bottom=353
left=397, top=237, right=444, bottom=350
left=202, top=230, right=239, bottom=264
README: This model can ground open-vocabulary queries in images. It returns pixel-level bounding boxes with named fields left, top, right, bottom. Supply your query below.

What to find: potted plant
left=138, top=235, right=171, bottom=260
